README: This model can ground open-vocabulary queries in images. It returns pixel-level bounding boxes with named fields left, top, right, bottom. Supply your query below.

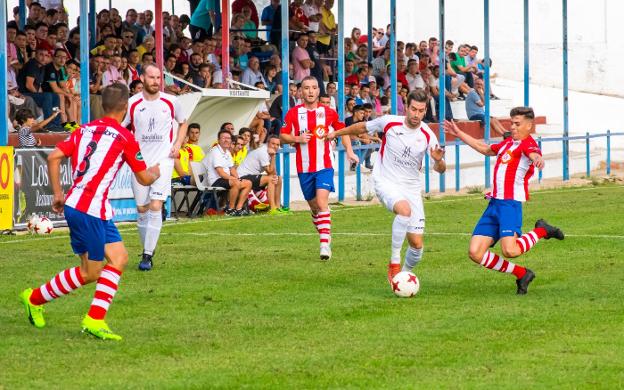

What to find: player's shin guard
left=317, top=211, right=331, bottom=245
left=143, top=209, right=162, bottom=255
left=391, top=215, right=410, bottom=264
left=137, top=211, right=148, bottom=248
left=516, top=228, right=546, bottom=254
left=29, top=266, right=85, bottom=305
left=402, top=246, right=423, bottom=272
left=87, top=265, right=121, bottom=320
left=480, top=251, right=527, bottom=279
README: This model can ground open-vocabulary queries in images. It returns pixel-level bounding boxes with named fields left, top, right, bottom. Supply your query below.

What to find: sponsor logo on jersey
left=501, top=150, right=513, bottom=164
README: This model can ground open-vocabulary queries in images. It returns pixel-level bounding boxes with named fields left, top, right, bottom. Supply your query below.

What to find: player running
left=443, top=107, right=564, bottom=294
left=328, top=89, right=446, bottom=283
left=19, top=83, right=160, bottom=340
left=280, top=76, right=358, bottom=260
left=123, top=64, right=188, bottom=271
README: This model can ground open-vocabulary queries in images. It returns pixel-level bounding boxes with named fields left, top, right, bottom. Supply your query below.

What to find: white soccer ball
left=27, top=214, right=41, bottom=233
left=391, top=271, right=420, bottom=298
left=34, top=216, right=54, bottom=235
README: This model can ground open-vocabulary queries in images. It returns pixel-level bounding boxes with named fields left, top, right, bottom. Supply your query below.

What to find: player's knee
left=80, top=267, right=101, bottom=283
left=468, top=247, right=483, bottom=263
left=393, top=201, right=411, bottom=217
left=109, top=253, right=129, bottom=271
left=501, top=247, right=520, bottom=259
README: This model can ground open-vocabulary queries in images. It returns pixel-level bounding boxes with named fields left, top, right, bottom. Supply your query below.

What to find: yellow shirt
left=318, top=6, right=336, bottom=46
left=172, top=147, right=190, bottom=179
left=232, top=146, right=248, bottom=167
left=184, top=143, right=205, bottom=162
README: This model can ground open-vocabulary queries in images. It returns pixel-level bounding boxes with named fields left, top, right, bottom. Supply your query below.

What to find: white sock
left=137, top=211, right=148, bottom=249
left=402, top=246, right=423, bottom=272
left=391, top=215, right=410, bottom=264
left=144, top=209, right=162, bottom=256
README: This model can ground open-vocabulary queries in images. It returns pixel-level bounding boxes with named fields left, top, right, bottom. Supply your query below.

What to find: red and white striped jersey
left=366, top=115, right=439, bottom=187
left=122, top=92, right=186, bottom=168
left=490, top=136, right=541, bottom=202
left=57, top=117, right=147, bottom=220
left=281, top=104, right=345, bottom=173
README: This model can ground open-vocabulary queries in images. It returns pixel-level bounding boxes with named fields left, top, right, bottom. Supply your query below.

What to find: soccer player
left=280, top=76, right=359, bottom=260
left=443, top=107, right=564, bottom=294
left=123, top=64, right=189, bottom=271
left=328, top=89, right=446, bottom=283
left=19, top=83, right=160, bottom=340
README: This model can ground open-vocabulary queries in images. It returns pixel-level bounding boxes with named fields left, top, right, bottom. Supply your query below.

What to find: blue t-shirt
left=465, top=89, right=484, bottom=118
left=261, top=5, right=276, bottom=38
left=191, top=0, right=216, bottom=29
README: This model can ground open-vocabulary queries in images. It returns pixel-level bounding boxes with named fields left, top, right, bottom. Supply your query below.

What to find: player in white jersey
left=328, top=89, right=446, bottom=284
left=122, top=64, right=189, bottom=271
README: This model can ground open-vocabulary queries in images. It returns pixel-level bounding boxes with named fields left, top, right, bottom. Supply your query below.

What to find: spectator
left=465, top=77, right=486, bottom=123
left=193, top=63, right=213, bottom=88
left=261, top=0, right=280, bottom=41
left=405, top=59, right=424, bottom=91
left=241, top=6, right=258, bottom=39
left=203, top=129, right=253, bottom=216
left=42, top=48, right=78, bottom=125
left=305, top=31, right=325, bottom=94
left=136, top=35, right=155, bottom=62
left=184, top=123, right=206, bottom=164
left=264, top=64, right=280, bottom=94
left=15, top=108, right=61, bottom=147
left=235, top=128, right=251, bottom=163
left=292, top=33, right=313, bottom=82
left=232, top=0, right=259, bottom=28
left=14, top=31, right=30, bottom=69
left=129, top=79, right=144, bottom=95
left=102, top=55, right=124, bottom=87
left=237, top=135, right=284, bottom=214
left=64, top=28, right=80, bottom=60
left=241, top=56, right=267, bottom=87
left=190, top=0, right=216, bottom=41
left=122, top=9, right=140, bottom=42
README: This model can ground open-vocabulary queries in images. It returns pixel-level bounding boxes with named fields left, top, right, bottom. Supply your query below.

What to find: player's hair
left=239, top=127, right=252, bottom=136
left=218, top=129, right=232, bottom=140
left=188, top=123, right=201, bottom=131
left=101, top=83, right=129, bottom=113
left=300, top=76, right=318, bottom=86
left=509, top=106, right=535, bottom=120
left=406, top=89, right=429, bottom=106
left=220, top=122, right=233, bottom=131
left=15, top=108, right=35, bottom=126
left=352, top=105, right=364, bottom=113
left=362, top=103, right=373, bottom=110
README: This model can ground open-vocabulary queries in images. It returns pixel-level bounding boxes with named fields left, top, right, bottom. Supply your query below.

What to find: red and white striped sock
left=516, top=227, right=547, bottom=254
left=87, top=265, right=122, bottom=320
left=311, top=213, right=319, bottom=232
left=29, top=266, right=85, bottom=305
left=480, top=251, right=527, bottom=279
left=316, top=211, right=332, bottom=245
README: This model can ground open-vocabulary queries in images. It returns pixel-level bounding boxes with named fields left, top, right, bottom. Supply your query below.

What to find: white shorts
left=374, top=179, right=425, bottom=234
left=131, top=164, right=174, bottom=205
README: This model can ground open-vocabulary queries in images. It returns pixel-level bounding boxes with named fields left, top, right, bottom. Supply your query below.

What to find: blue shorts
left=298, top=168, right=335, bottom=201
left=64, top=205, right=122, bottom=261
left=472, top=198, right=523, bottom=243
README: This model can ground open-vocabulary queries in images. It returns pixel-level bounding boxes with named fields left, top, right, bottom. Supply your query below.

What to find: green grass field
left=1, top=185, right=624, bottom=388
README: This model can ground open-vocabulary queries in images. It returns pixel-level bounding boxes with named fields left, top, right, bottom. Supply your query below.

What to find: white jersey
left=122, top=92, right=186, bottom=168
left=237, top=144, right=271, bottom=177
left=366, top=115, right=439, bottom=188
left=203, top=145, right=234, bottom=186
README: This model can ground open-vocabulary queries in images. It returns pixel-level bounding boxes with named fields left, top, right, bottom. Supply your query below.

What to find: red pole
left=221, top=0, right=230, bottom=89
left=155, top=0, right=164, bottom=91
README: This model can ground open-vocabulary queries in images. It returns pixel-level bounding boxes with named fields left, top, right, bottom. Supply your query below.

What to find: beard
left=144, top=83, right=160, bottom=94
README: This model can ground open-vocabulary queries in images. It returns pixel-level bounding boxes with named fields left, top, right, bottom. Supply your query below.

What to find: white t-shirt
left=205, top=145, right=234, bottom=185
left=406, top=72, right=425, bottom=91
left=237, top=144, right=271, bottom=177
left=122, top=92, right=187, bottom=168
left=366, top=115, right=439, bottom=187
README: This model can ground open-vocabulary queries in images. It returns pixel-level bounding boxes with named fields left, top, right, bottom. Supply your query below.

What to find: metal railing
left=275, top=131, right=623, bottom=207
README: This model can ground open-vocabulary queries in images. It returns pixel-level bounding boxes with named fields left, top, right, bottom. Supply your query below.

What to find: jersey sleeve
left=173, top=97, right=188, bottom=123
left=121, top=110, right=131, bottom=127
left=426, top=128, right=440, bottom=150
left=56, top=132, right=77, bottom=157
left=121, top=136, right=148, bottom=173
left=522, top=138, right=542, bottom=156
left=490, top=139, right=508, bottom=155
left=327, top=108, right=345, bottom=130
left=280, top=109, right=296, bottom=135
left=365, top=117, right=386, bottom=136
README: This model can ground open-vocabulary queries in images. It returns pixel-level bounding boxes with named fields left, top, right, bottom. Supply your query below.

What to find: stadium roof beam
left=1, top=1, right=7, bottom=145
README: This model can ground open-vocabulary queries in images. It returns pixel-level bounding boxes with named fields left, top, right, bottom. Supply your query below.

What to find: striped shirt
left=490, top=136, right=541, bottom=202
left=18, top=126, right=37, bottom=147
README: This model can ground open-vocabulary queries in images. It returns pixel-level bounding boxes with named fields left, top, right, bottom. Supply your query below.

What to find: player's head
left=509, top=106, right=535, bottom=140
left=405, top=89, right=428, bottom=129
left=187, top=123, right=201, bottom=143
left=267, top=134, right=281, bottom=153
left=300, top=76, right=320, bottom=105
left=101, top=82, right=129, bottom=117
left=217, top=128, right=232, bottom=149
left=140, top=63, right=161, bottom=95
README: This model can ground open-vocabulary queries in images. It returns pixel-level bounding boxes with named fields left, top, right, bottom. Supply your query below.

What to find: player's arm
left=528, top=152, right=544, bottom=170
left=47, top=148, right=67, bottom=213
left=443, top=120, right=496, bottom=156
left=215, top=166, right=234, bottom=180
left=280, top=111, right=311, bottom=145
left=430, top=145, right=447, bottom=174
left=134, top=165, right=161, bottom=186
left=170, top=121, right=189, bottom=158
left=173, top=157, right=188, bottom=177
left=326, top=121, right=368, bottom=140
left=265, top=149, right=277, bottom=175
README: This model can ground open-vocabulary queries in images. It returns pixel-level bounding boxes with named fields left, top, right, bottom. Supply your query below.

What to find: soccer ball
left=34, top=216, right=54, bottom=235
left=391, top=271, right=420, bottom=298
left=27, top=214, right=41, bottom=233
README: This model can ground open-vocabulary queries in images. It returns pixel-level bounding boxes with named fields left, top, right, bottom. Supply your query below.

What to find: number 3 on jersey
left=76, top=141, right=98, bottom=177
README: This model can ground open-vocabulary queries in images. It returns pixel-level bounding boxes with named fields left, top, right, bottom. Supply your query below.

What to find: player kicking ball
left=19, top=83, right=160, bottom=340
left=443, top=107, right=564, bottom=294
left=328, top=89, right=446, bottom=282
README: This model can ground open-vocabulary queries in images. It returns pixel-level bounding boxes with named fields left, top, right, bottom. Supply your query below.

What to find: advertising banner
left=0, top=146, right=14, bottom=230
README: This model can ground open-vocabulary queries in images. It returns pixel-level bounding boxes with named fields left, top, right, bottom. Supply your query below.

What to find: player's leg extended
left=82, top=241, right=128, bottom=341
left=508, top=220, right=565, bottom=257
left=401, top=193, right=426, bottom=273
left=132, top=176, right=151, bottom=252
left=388, top=200, right=411, bottom=281
left=138, top=199, right=164, bottom=271
left=403, top=233, right=424, bottom=273
left=312, top=188, right=332, bottom=260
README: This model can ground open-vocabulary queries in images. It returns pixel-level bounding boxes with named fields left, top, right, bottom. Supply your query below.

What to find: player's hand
left=347, top=151, right=359, bottom=164
left=532, top=155, right=545, bottom=170
left=169, top=143, right=181, bottom=158
left=297, top=133, right=311, bottom=143
left=430, top=145, right=445, bottom=162
left=271, top=175, right=279, bottom=184
left=325, top=132, right=338, bottom=141
left=148, top=164, right=161, bottom=179
left=52, top=193, right=65, bottom=213
left=442, top=120, right=459, bottom=137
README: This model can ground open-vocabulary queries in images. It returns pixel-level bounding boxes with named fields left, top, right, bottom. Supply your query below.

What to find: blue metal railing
left=275, top=131, right=623, bottom=207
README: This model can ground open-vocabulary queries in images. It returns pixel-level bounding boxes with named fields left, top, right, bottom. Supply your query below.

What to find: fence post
left=455, top=141, right=460, bottom=191
left=537, top=136, right=543, bottom=183
left=283, top=147, right=291, bottom=208
left=585, top=132, right=590, bottom=177
left=606, top=130, right=611, bottom=175
left=338, top=145, right=345, bottom=201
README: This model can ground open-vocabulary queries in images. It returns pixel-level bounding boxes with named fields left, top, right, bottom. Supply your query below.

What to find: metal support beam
left=155, top=0, right=164, bottom=90
left=367, top=0, right=373, bottom=64
left=221, top=0, right=230, bottom=88
left=89, top=0, right=96, bottom=49
left=80, top=0, right=91, bottom=123
left=280, top=3, right=290, bottom=207
left=523, top=0, right=530, bottom=106
left=19, top=0, right=27, bottom=30
left=171, top=0, right=175, bottom=15
left=390, top=0, right=397, bottom=114
left=437, top=0, right=446, bottom=192
left=337, top=0, right=345, bottom=201
left=0, top=1, right=7, bottom=145
left=484, top=0, right=491, bottom=189
left=562, top=0, right=570, bottom=180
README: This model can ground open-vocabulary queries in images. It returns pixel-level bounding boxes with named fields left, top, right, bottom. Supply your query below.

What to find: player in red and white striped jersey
left=444, top=106, right=564, bottom=295
left=328, top=90, right=446, bottom=285
left=122, top=64, right=188, bottom=271
left=19, top=84, right=160, bottom=340
left=280, top=76, right=358, bottom=260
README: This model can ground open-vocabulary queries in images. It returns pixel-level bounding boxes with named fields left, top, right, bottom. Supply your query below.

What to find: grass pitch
left=1, top=185, right=624, bottom=388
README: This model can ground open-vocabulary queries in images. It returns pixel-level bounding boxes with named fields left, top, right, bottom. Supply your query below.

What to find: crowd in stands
left=5, top=0, right=497, bottom=212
